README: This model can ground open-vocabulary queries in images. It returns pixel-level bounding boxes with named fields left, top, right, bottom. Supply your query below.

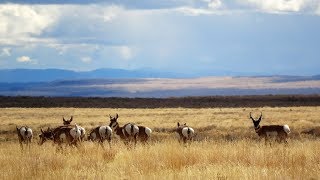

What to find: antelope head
left=63, top=116, right=73, bottom=125
left=250, top=112, right=262, bottom=130
left=177, top=122, right=187, bottom=127
left=38, top=127, right=54, bottom=145
left=109, top=113, right=119, bottom=131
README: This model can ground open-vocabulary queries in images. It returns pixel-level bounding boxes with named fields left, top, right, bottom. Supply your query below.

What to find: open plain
left=0, top=107, right=319, bottom=179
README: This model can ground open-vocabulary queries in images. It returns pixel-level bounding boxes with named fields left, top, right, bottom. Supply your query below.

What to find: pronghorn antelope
left=88, top=125, right=112, bottom=148
left=250, top=112, right=291, bottom=143
left=137, top=125, right=152, bottom=143
left=16, top=126, right=33, bottom=150
left=38, top=127, right=54, bottom=145
left=176, top=122, right=195, bottom=143
left=53, top=124, right=82, bottom=147
left=109, top=114, right=139, bottom=145
left=61, top=116, right=86, bottom=141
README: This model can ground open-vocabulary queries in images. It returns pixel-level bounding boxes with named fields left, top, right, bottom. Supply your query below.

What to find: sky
left=0, top=0, right=319, bottom=75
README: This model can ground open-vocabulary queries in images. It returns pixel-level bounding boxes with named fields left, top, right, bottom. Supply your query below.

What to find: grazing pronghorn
left=137, top=125, right=152, bottom=143
left=38, top=127, right=54, bottom=145
left=88, top=125, right=113, bottom=148
left=176, top=122, right=195, bottom=143
left=250, top=112, right=291, bottom=143
left=61, top=116, right=86, bottom=141
left=16, top=126, right=33, bottom=150
left=53, top=124, right=82, bottom=147
left=108, top=114, right=139, bottom=145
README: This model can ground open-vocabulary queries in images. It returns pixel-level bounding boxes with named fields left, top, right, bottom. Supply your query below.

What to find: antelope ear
left=70, top=116, right=73, bottom=122
left=115, top=113, right=119, bottom=119
left=184, top=123, right=187, bottom=126
left=63, top=117, right=66, bottom=122
left=16, top=126, right=19, bottom=131
left=109, top=114, right=112, bottom=119
left=177, top=122, right=180, bottom=127
left=41, top=128, right=44, bottom=133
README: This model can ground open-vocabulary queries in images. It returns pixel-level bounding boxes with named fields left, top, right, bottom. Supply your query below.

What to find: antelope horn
left=249, top=112, right=254, bottom=121
left=258, top=112, right=262, bottom=121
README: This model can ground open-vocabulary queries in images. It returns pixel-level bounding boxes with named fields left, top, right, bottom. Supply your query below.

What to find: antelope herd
left=16, top=112, right=292, bottom=150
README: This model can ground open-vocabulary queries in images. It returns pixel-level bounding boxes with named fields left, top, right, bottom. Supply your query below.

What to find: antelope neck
left=254, top=125, right=261, bottom=132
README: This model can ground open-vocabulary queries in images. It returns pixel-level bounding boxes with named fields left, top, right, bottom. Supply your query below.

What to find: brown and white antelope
left=52, top=124, right=82, bottom=147
left=109, top=114, right=139, bottom=145
left=176, top=122, right=195, bottom=144
left=88, top=125, right=113, bottom=148
left=16, top=126, right=33, bottom=150
left=61, top=116, right=86, bottom=141
left=250, top=112, right=291, bottom=143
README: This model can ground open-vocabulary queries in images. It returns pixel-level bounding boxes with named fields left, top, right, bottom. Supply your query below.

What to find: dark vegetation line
left=0, top=95, right=320, bottom=108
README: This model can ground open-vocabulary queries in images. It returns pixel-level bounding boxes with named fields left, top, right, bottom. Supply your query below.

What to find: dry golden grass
left=0, top=107, right=320, bottom=179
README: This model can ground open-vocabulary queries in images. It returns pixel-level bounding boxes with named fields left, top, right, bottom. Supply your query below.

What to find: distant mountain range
left=0, top=69, right=319, bottom=97
left=0, top=68, right=185, bottom=83
left=0, top=68, right=292, bottom=83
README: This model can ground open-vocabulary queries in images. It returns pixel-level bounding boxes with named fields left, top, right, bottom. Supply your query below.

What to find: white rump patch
left=70, top=125, right=81, bottom=140
left=19, top=127, right=33, bottom=139
left=182, top=127, right=194, bottom=138
left=59, top=133, right=66, bottom=141
left=283, top=125, right=291, bottom=134
left=145, top=127, right=152, bottom=137
left=99, top=126, right=112, bottom=139
left=124, top=124, right=139, bottom=136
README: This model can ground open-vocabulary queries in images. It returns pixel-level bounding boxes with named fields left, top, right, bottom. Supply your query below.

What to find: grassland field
left=0, top=107, right=319, bottom=179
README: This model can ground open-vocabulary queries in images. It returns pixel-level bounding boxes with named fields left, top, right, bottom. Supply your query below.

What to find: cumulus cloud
left=0, top=4, right=60, bottom=45
left=0, top=47, right=11, bottom=56
left=17, top=56, right=32, bottom=63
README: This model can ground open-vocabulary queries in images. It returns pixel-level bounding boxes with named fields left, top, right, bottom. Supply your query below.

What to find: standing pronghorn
left=16, top=126, right=33, bottom=150
left=109, top=114, right=139, bottom=145
left=250, top=112, right=291, bottom=143
left=61, top=116, right=86, bottom=141
left=176, top=122, right=195, bottom=144
left=88, top=125, right=113, bottom=148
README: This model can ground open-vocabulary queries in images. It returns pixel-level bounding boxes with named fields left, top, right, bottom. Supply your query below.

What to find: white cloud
left=0, top=4, right=60, bottom=37
left=81, top=56, right=92, bottom=63
left=0, top=47, right=11, bottom=56
left=242, top=0, right=311, bottom=13
left=17, top=56, right=32, bottom=63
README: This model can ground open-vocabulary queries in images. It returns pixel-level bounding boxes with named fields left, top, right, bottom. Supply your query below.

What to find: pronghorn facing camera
left=88, top=125, right=112, bottom=148
left=250, top=112, right=290, bottom=143
left=16, top=126, right=33, bottom=150
left=109, top=114, right=139, bottom=145
left=176, top=122, right=195, bottom=144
